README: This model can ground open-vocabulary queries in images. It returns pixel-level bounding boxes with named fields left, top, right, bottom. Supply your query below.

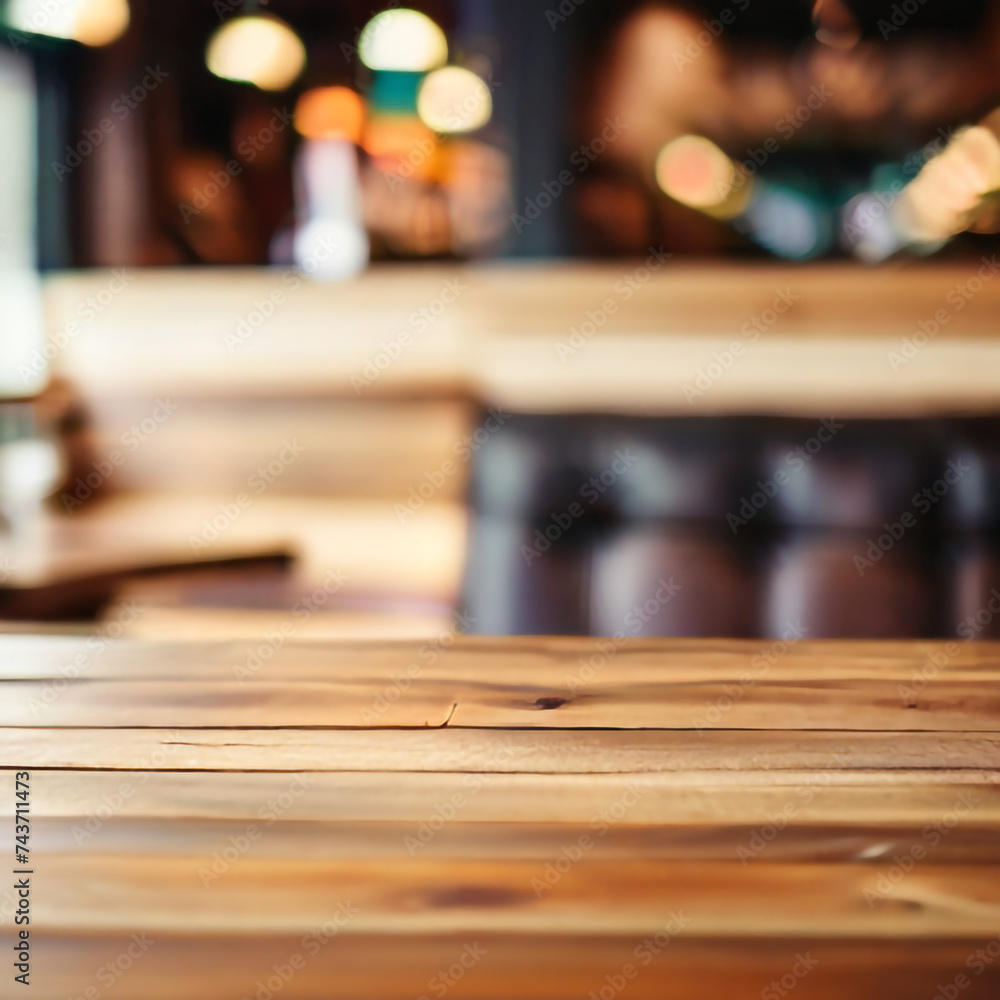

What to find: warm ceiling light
left=294, top=87, right=365, bottom=142
left=417, top=66, right=492, bottom=134
left=7, top=0, right=130, bottom=46
left=898, top=125, right=1000, bottom=242
left=656, top=134, right=740, bottom=213
left=358, top=9, right=447, bottom=72
left=206, top=14, right=306, bottom=91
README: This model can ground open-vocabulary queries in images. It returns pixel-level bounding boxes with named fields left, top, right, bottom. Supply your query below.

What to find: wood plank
left=16, top=856, right=1000, bottom=937
left=5, top=727, right=1000, bottom=773
left=4, top=770, right=997, bottom=826
left=10, top=933, right=1000, bottom=1000
left=2, top=637, right=998, bottom=731
left=2, top=675, right=997, bottom=730
left=24, top=815, right=1000, bottom=863
left=3, top=636, right=996, bottom=682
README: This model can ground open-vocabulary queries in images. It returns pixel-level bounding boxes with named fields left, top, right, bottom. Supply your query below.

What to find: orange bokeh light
left=294, top=86, right=366, bottom=143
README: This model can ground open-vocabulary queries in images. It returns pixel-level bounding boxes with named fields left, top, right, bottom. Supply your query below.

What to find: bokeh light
left=7, top=0, right=130, bottom=46
left=358, top=9, right=447, bottom=73
left=899, top=126, right=1000, bottom=242
left=418, top=67, right=492, bottom=134
left=206, top=15, right=306, bottom=91
left=655, top=135, right=743, bottom=216
left=294, top=87, right=365, bottom=142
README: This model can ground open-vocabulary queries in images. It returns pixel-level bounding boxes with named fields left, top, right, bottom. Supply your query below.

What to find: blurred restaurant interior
left=3, top=0, right=1000, bottom=642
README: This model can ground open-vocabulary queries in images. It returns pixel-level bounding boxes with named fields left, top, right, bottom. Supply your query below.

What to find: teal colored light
left=368, top=71, right=423, bottom=114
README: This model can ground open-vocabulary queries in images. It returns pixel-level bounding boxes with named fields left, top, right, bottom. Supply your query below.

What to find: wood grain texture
left=4, top=768, right=997, bottom=826
left=2, top=635, right=998, bottom=996
left=22, top=816, right=1000, bottom=863
left=2, top=637, right=998, bottom=731
left=6, top=727, right=1000, bottom=772
left=7, top=934, right=1000, bottom=1000
left=19, top=856, right=1000, bottom=937
left=4, top=635, right=996, bottom=681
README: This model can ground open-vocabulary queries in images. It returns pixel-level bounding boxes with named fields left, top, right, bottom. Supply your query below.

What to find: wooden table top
left=45, top=262, right=1000, bottom=416
left=2, top=635, right=999, bottom=998
left=0, top=493, right=466, bottom=622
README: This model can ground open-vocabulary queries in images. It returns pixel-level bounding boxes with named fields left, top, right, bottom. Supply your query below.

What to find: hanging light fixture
left=206, top=12, right=306, bottom=91
left=6, top=0, right=130, bottom=46
left=358, top=9, right=447, bottom=73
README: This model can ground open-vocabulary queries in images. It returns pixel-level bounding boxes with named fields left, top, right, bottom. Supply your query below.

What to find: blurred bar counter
left=42, top=261, right=1000, bottom=416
